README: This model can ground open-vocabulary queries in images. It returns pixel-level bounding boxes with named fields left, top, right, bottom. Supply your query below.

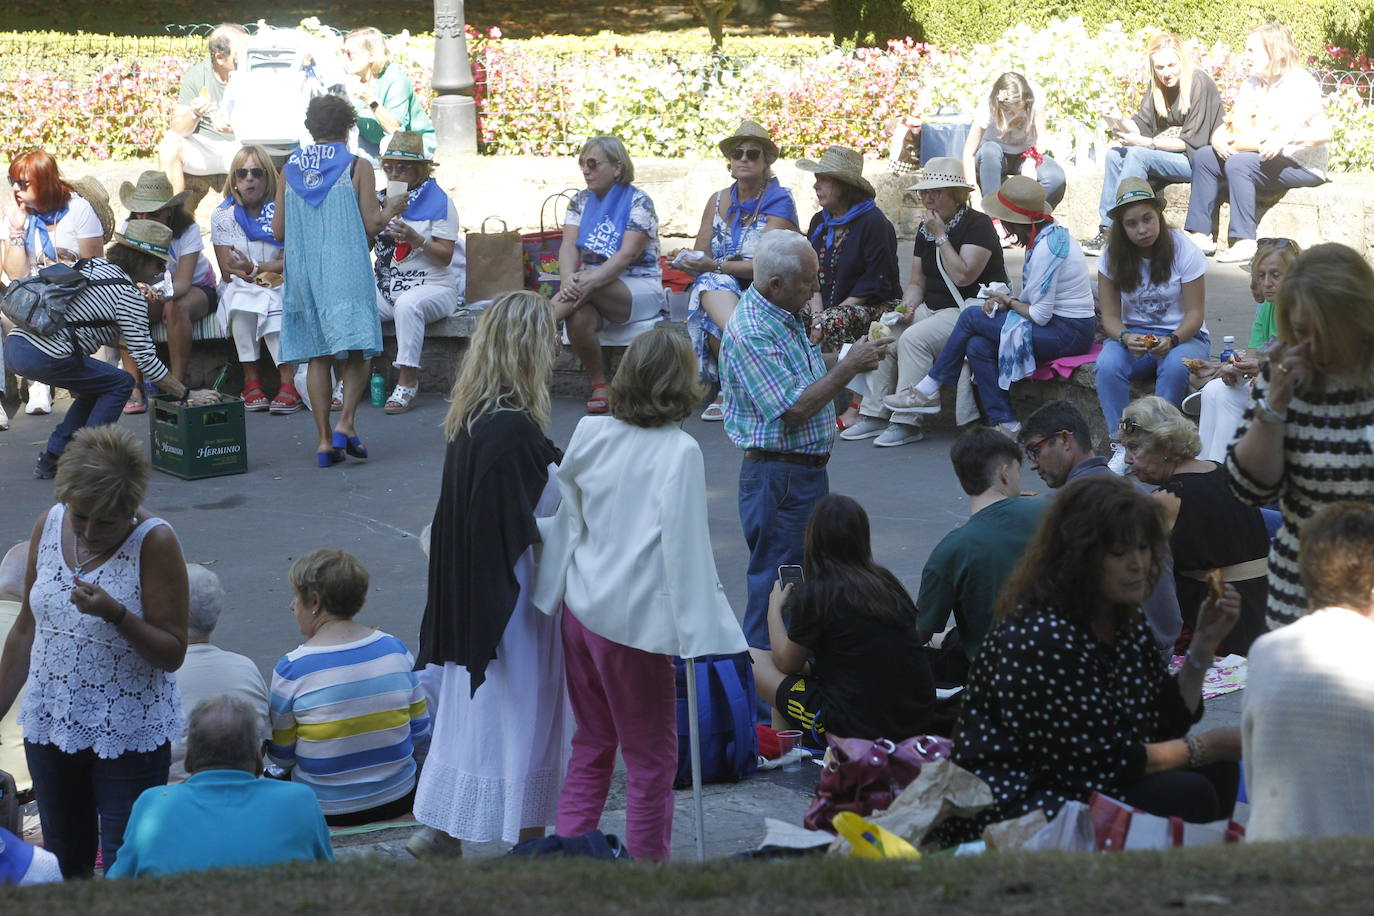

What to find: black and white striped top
left=7, top=258, right=168, bottom=383
left=1227, top=365, right=1374, bottom=628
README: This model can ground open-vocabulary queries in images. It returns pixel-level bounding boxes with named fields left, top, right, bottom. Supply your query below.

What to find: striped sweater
left=268, top=631, right=431, bottom=816
left=1227, top=366, right=1374, bottom=628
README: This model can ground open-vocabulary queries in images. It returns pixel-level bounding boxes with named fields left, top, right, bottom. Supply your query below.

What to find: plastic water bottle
left=1218, top=336, right=1236, bottom=364
left=370, top=372, right=386, bottom=408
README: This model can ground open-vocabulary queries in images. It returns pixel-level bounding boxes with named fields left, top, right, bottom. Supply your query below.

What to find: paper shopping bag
left=465, top=217, right=524, bottom=304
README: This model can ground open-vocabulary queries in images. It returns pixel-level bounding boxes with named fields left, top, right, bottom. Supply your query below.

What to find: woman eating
left=371, top=131, right=462, bottom=415
left=341, top=26, right=435, bottom=162
left=962, top=72, right=1066, bottom=237
left=1184, top=24, right=1329, bottom=264
left=553, top=136, right=667, bottom=415
left=1095, top=178, right=1210, bottom=472
left=211, top=145, right=300, bottom=414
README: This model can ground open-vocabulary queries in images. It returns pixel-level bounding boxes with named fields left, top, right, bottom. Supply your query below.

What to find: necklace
left=70, top=516, right=138, bottom=579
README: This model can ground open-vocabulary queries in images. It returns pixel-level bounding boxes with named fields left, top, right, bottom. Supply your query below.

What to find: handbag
left=803, top=734, right=952, bottom=834
left=1088, top=791, right=1246, bottom=850
left=522, top=190, right=577, bottom=298
left=464, top=216, right=525, bottom=304
left=673, top=653, right=757, bottom=790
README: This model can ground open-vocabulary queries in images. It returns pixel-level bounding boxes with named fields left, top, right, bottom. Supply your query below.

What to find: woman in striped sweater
left=1227, top=244, right=1374, bottom=629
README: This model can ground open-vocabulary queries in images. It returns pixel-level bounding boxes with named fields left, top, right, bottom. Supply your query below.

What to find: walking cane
left=683, top=658, right=707, bottom=862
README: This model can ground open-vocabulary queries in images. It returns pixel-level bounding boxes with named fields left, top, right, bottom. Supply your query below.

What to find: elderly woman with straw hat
left=845, top=158, right=1009, bottom=448
left=885, top=175, right=1095, bottom=436
left=371, top=131, right=463, bottom=414
left=681, top=120, right=799, bottom=421
left=797, top=145, right=901, bottom=429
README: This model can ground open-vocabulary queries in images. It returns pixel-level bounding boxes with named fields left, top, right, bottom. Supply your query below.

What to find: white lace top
left=20, top=504, right=183, bottom=758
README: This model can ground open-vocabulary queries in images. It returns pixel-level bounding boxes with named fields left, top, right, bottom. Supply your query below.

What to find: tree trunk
left=692, top=0, right=740, bottom=50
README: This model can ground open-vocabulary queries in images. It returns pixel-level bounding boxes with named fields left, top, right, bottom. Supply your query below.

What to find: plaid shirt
left=720, top=284, right=834, bottom=455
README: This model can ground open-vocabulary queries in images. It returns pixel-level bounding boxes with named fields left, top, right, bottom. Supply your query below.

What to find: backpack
left=673, top=653, right=758, bottom=789
left=1, top=260, right=126, bottom=347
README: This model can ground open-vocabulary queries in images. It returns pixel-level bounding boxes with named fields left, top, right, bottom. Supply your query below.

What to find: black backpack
left=1, top=259, right=129, bottom=347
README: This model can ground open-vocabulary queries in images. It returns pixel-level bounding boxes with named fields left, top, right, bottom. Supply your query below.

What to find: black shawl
left=416, top=409, right=560, bottom=695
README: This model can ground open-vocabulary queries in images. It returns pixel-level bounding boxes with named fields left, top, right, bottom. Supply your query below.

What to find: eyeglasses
left=1256, top=238, right=1293, bottom=250
left=730, top=147, right=763, bottom=162
left=579, top=157, right=605, bottom=171
left=1023, top=430, right=1068, bottom=460
left=234, top=167, right=266, bottom=179
left=7, top=177, right=29, bottom=190
left=381, top=161, right=417, bottom=173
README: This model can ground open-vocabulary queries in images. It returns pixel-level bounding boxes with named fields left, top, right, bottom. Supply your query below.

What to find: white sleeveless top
left=20, top=504, right=182, bottom=758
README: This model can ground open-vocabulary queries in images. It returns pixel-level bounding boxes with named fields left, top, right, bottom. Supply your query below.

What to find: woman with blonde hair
left=1229, top=243, right=1374, bottom=629
left=1081, top=34, right=1224, bottom=254
left=1185, top=24, right=1330, bottom=263
left=533, top=329, right=746, bottom=861
left=407, top=290, right=570, bottom=858
left=341, top=26, right=435, bottom=161
left=962, top=72, right=1066, bottom=235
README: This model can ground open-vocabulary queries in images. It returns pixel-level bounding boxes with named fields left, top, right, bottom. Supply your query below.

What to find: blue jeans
left=4, top=335, right=135, bottom=458
left=1097, top=145, right=1193, bottom=226
left=738, top=457, right=828, bottom=649
left=1183, top=148, right=1324, bottom=240
left=25, top=740, right=170, bottom=878
left=974, top=141, right=1067, bottom=207
left=1095, top=328, right=1211, bottom=435
left=929, top=308, right=1096, bottom=424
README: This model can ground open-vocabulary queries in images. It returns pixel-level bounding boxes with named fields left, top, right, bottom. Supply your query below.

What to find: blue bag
left=673, top=653, right=757, bottom=789
left=918, top=114, right=973, bottom=165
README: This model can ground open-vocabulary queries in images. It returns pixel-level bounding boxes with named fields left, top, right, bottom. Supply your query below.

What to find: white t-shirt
left=1233, top=69, right=1328, bottom=178
left=374, top=195, right=463, bottom=299
left=975, top=78, right=1047, bottom=154
left=168, top=643, right=271, bottom=783
left=1099, top=229, right=1208, bottom=333
left=22, top=194, right=102, bottom=263
left=168, top=222, right=217, bottom=289
left=209, top=203, right=284, bottom=267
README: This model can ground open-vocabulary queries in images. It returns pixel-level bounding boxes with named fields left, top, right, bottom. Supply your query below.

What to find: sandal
left=835, top=400, right=862, bottom=431
left=330, top=379, right=343, bottom=412
left=701, top=398, right=725, bottom=422
left=332, top=430, right=368, bottom=460
left=586, top=383, right=610, bottom=415
left=242, top=381, right=269, bottom=412
left=269, top=386, right=303, bottom=415
left=123, top=389, right=148, bottom=415
left=384, top=384, right=418, bottom=415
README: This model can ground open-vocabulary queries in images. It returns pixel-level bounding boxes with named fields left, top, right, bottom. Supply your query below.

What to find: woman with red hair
left=3, top=148, right=108, bottom=418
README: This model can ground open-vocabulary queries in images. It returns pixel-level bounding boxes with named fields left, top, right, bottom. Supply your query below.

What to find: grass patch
left=4, top=839, right=1374, bottom=913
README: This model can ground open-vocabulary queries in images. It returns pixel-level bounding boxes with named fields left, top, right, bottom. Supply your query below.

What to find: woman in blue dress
left=681, top=121, right=797, bottom=420
left=274, top=95, right=404, bottom=467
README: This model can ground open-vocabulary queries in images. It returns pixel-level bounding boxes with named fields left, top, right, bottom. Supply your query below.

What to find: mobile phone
left=777, top=565, right=804, bottom=588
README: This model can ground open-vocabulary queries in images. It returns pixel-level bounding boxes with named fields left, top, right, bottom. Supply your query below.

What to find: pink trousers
left=557, top=608, right=677, bottom=862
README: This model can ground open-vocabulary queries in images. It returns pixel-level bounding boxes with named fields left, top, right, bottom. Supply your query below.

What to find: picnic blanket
left=1167, top=653, right=1247, bottom=700
left=1029, top=342, right=1101, bottom=381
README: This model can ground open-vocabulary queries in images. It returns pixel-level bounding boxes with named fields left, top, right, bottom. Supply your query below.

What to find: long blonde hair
left=1249, top=23, right=1300, bottom=85
left=442, top=290, right=555, bottom=440
left=1147, top=34, right=1197, bottom=119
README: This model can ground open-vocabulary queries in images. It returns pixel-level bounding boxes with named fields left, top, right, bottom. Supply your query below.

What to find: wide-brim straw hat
left=796, top=146, right=875, bottom=200
left=905, top=157, right=974, bottom=193
left=981, top=175, right=1052, bottom=225
left=718, top=120, right=779, bottom=164
left=118, top=170, right=192, bottom=215
left=1106, top=177, right=1167, bottom=219
left=381, top=131, right=433, bottom=163
left=112, top=218, right=176, bottom=264
left=68, top=176, right=114, bottom=243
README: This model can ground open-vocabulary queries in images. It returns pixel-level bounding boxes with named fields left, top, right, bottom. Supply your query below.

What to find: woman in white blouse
left=1183, top=24, right=1330, bottom=264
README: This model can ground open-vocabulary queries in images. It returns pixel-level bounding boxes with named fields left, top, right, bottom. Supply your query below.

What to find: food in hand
left=1142, top=334, right=1160, bottom=349
left=253, top=271, right=284, bottom=289
left=1181, top=358, right=1209, bottom=372
left=868, top=321, right=893, bottom=341
left=1207, top=568, right=1226, bottom=600
left=894, top=303, right=911, bottom=315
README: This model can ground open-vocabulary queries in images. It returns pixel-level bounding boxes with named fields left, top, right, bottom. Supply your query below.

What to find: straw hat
left=905, top=157, right=975, bottom=194
left=112, top=219, right=175, bottom=263
left=69, top=176, right=114, bottom=243
left=718, top=120, right=779, bottom=164
left=981, top=175, right=1052, bottom=225
left=795, top=146, right=876, bottom=200
left=118, top=170, right=191, bottom=215
left=1106, top=177, right=1166, bottom=219
left=381, top=131, right=433, bottom=163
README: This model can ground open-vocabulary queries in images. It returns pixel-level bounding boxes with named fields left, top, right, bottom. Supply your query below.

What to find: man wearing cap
left=720, top=229, right=890, bottom=649
left=1, top=220, right=189, bottom=479
left=158, top=23, right=249, bottom=194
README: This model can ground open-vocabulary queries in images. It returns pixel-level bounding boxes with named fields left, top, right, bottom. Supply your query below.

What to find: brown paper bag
left=465, top=217, right=525, bottom=303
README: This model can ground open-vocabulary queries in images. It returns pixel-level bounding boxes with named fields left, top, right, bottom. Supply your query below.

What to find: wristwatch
left=934, top=235, right=950, bottom=247
left=1167, top=332, right=1180, bottom=348
left=369, top=100, right=380, bottom=112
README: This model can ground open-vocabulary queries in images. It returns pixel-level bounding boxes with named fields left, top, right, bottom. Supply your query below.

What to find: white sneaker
left=1216, top=238, right=1258, bottom=264
left=874, top=422, right=923, bottom=447
left=997, top=421, right=1022, bottom=437
left=840, top=415, right=887, bottom=441
left=25, top=382, right=51, bottom=415
left=0, top=403, right=8, bottom=431
left=405, top=825, right=461, bottom=859
left=1108, top=443, right=1128, bottom=475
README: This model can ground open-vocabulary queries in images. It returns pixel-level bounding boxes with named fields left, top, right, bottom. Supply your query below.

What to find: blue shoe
left=333, top=430, right=368, bottom=460
left=317, top=448, right=345, bottom=468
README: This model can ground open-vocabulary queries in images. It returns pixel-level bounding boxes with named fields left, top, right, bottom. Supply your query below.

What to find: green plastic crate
left=149, top=395, right=248, bottom=480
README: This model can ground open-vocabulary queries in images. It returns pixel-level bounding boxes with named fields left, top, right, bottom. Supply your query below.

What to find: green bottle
left=370, top=372, right=386, bottom=408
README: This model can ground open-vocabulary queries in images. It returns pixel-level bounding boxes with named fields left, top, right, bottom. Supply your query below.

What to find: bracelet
left=1167, top=332, right=1180, bottom=349
left=1255, top=396, right=1287, bottom=424
left=1184, top=734, right=1206, bottom=769
left=1184, top=647, right=1212, bottom=671
left=108, top=604, right=128, bottom=628
left=1117, top=330, right=1129, bottom=347
left=934, top=235, right=950, bottom=247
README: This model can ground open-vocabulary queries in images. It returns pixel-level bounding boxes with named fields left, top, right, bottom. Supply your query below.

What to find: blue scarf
left=26, top=206, right=68, bottom=261
left=808, top=199, right=877, bottom=251
left=378, top=178, right=449, bottom=222
left=575, top=183, right=634, bottom=261
left=726, top=178, right=797, bottom=250
left=218, top=197, right=278, bottom=245
left=283, top=142, right=352, bottom=208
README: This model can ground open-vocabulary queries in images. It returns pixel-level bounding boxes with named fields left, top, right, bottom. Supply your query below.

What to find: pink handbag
left=803, top=734, right=952, bottom=833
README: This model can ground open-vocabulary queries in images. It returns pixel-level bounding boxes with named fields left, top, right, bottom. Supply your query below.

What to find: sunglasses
left=1256, top=238, right=1293, bottom=249
left=1023, top=430, right=1067, bottom=460
left=1118, top=417, right=1145, bottom=436
left=579, top=157, right=607, bottom=171
left=7, top=177, right=29, bottom=190
left=730, top=147, right=763, bottom=162
left=234, top=167, right=266, bottom=180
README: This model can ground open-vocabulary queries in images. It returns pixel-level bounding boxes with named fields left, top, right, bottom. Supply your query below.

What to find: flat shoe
left=123, top=393, right=148, bottom=415
left=330, top=380, right=343, bottom=412
left=586, top=383, right=609, bottom=415
left=700, top=400, right=725, bottom=422
left=840, top=416, right=886, bottom=441
left=881, top=388, right=941, bottom=413
left=874, top=423, right=923, bottom=447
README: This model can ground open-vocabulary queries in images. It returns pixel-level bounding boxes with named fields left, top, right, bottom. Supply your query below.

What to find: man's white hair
left=751, top=230, right=813, bottom=290
left=186, top=563, right=227, bottom=638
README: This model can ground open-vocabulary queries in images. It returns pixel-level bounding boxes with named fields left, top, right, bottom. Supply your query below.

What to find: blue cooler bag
left=673, top=653, right=757, bottom=789
left=919, top=113, right=973, bottom=165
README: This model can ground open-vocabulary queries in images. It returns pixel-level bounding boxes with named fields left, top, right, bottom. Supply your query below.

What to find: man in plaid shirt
left=720, top=231, right=889, bottom=649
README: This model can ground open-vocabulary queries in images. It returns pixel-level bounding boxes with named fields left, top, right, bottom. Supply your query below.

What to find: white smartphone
left=777, top=565, right=804, bottom=589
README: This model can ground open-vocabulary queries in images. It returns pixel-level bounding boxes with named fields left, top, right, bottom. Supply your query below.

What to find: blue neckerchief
left=808, top=198, right=877, bottom=250
left=219, top=197, right=278, bottom=245
left=283, top=142, right=351, bottom=207
left=726, top=178, right=797, bottom=250
left=26, top=206, right=68, bottom=261
left=377, top=178, right=449, bottom=222
left=576, top=183, right=634, bottom=261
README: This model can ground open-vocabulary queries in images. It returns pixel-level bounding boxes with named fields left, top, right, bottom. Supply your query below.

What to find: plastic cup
left=776, top=730, right=803, bottom=755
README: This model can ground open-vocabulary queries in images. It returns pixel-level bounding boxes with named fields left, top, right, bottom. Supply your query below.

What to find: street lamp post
left=431, top=0, right=478, bottom=157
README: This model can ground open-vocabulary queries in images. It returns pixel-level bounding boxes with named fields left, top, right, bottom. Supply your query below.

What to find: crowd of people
left=1, top=17, right=1373, bottom=887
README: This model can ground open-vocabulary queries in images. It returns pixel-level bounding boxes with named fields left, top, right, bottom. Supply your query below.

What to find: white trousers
left=377, top=284, right=460, bottom=369
left=1197, top=377, right=1252, bottom=462
left=860, top=305, right=978, bottom=425
left=230, top=312, right=281, bottom=365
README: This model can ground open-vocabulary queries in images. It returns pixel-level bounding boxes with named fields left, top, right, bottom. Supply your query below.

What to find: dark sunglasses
left=234, top=167, right=266, bottom=179
left=1118, top=417, right=1145, bottom=436
left=7, top=177, right=29, bottom=190
left=579, top=157, right=606, bottom=171
left=1256, top=238, right=1293, bottom=250
left=730, top=147, right=763, bottom=162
